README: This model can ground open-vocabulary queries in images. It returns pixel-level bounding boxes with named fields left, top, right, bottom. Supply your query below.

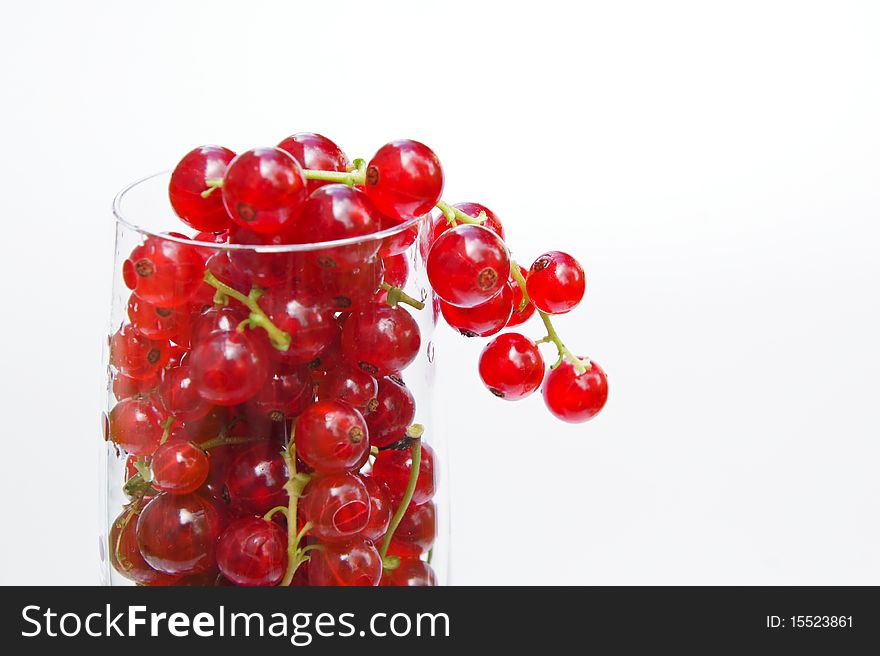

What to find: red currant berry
left=226, top=226, right=306, bottom=287
left=506, top=265, right=536, bottom=327
left=123, top=236, right=205, bottom=307
left=110, top=505, right=179, bottom=585
left=225, top=442, right=289, bottom=515
left=216, top=517, right=287, bottom=586
left=365, top=140, right=444, bottom=220
left=249, top=369, right=314, bottom=423
left=427, top=224, right=510, bottom=308
left=295, top=400, right=369, bottom=474
left=190, top=304, right=247, bottom=344
left=127, top=295, right=190, bottom=342
left=382, top=252, right=409, bottom=288
left=112, top=371, right=160, bottom=401
left=378, top=213, right=418, bottom=256
left=439, top=281, right=513, bottom=337
left=109, top=324, right=170, bottom=380
left=190, top=330, right=269, bottom=406
left=158, top=364, right=212, bottom=423
left=317, top=364, right=377, bottom=410
left=261, top=287, right=337, bottom=365
left=108, top=397, right=167, bottom=456
left=221, top=147, right=308, bottom=235
left=136, top=492, right=224, bottom=576
left=307, top=537, right=382, bottom=586
left=478, top=333, right=545, bottom=400
left=526, top=251, right=585, bottom=314
left=205, top=250, right=253, bottom=292
left=301, top=472, right=371, bottom=542
left=381, top=558, right=436, bottom=586
left=151, top=440, right=210, bottom=494
left=431, top=202, right=505, bottom=243
left=364, top=376, right=415, bottom=448
left=300, top=258, right=385, bottom=312
left=341, top=305, right=421, bottom=376
left=169, top=145, right=236, bottom=232
left=360, top=476, right=392, bottom=542
left=372, top=442, right=436, bottom=505
left=277, top=132, right=350, bottom=194
left=542, top=359, right=608, bottom=423
left=387, top=501, right=435, bottom=557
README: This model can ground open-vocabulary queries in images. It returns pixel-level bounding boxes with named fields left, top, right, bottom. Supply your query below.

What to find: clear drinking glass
left=100, top=172, right=448, bottom=586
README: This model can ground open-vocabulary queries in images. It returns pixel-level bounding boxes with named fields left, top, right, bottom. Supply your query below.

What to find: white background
left=0, top=0, right=878, bottom=585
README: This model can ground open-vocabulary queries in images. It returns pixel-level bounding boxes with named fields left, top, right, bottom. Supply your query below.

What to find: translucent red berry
left=427, top=224, right=510, bottom=308
left=216, top=517, right=287, bottom=586
left=221, top=147, right=308, bottom=235
left=299, top=258, right=385, bottom=312
left=127, top=295, right=190, bottom=342
left=317, top=364, right=377, bottom=410
left=378, top=213, right=418, bottom=256
left=439, top=282, right=513, bottom=337
left=169, top=145, right=236, bottom=232
left=112, top=371, right=160, bottom=401
left=226, top=226, right=305, bottom=287
left=301, top=472, right=371, bottom=543
left=360, top=476, right=392, bottom=542
left=372, top=442, right=436, bottom=506
left=478, top=333, right=545, bottom=400
left=365, top=140, right=444, bottom=220
left=190, top=330, right=269, bottom=406
left=542, top=359, right=608, bottom=423
left=381, top=558, right=436, bottom=586
left=295, top=400, right=369, bottom=474
left=387, top=501, right=435, bottom=557
left=158, top=364, right=211, bottom=423
left=506, top=265, right=536, bottom=327
left=364, top=376, right=415, bottom=448
left=261, top=287, right=337, bottom=366
left=109, top=324, right=170, bottom=380
left=110, top=505, right=180, bottom=585
left=526, top=251, right=586, bottom=314
left=136, top=492, right=224, bottom=576
left=308, top=538, right=382, bottom=586
left=381, top=253, right=409, bottom=289
left=108, top=397, right=167, bottom=456
left=341, top=305, right=421, bottom=376
left=225, top=442, right=289, bottom=515
left=277, top=132, right=349, bottom=194
left=249, top=369, right=314, bottom=423
left=123, top=236, right=205, bottom=307
left=150, top=440, right=210, bottom=494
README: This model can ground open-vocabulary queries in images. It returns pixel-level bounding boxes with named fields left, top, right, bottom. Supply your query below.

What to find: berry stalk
left=378, top=424, right=424, bottom=566
left=510, top=261, right=590, bottom=375
left=203, top=270, right=291, bottom=351
left=380, top=282, right=425, bottom=310
left=435, top=200, right=487, bottom=226
left=279, top=438, right=314, bottom=586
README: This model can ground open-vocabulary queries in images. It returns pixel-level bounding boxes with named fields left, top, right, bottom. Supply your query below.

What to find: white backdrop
left=0, top=0, right=878, bottom=585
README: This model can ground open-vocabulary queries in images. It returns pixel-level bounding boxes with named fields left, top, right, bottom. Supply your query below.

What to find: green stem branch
left=279, top=438, right=313, bottom=586
left=379, top=435, right=422, bottom=563
left=435, top=200, right=487, bottom=226
left=381, top=282, right=425, bottom=310
left=203, top=270, right=291, bottom=351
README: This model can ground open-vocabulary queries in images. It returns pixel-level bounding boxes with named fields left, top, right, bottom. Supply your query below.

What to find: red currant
left=216, top=517, right=287, bottom=586
left=299, top=258, right=385, bottom=312
left=360, top=476, right=392, bottom=542
left=364, top=376, right=415, bottom=448
left=295, top=401, right=369, bottom=474
left=526, top=251, right=585, bottom=314
left=381, top=558, right=436, bottom=586
left=381, top=252, right=409, bottom=288
left=226, top=226, right=306, bottom=288
left=190, top=330, right=269, bottom=406
left=341, top=305, right=421, bottom=376
left=542, top=359, right=608, bottom=423
left=317, top=364, right=378, bottom=410
left=287, top=184, right=381, bottom=270
left=439, top=281, right=513, bottom=337
left=123, top=236, right=205, bottom=307
left=108, top=397, right=167, bottom=456
left=506, top=265, right=536, bottom=327
left=225, top=442, right=289, bottom=515
left=387, top=501, right=435, bottom=557
left=190, top=304, right=247, bottom=344
left=365, top=140, right=444, bottom=220
left=158, top=364, right=212, bottom=422
left=127, top=295, right=190, bottom=342
left=110, top=505, right=179, bottom=585
left=169, top=145, right=236, bottom=232
left=151, top=440, right=210, bottom=494
left=109, top=324, right=170, bottom=380
left=372, top=442, right=436, bottom=505
left=112, top=371, right=160, bottom=401
left=249, top=369, right=314, bottom=423
left=478, top=333, right=545, bottom=400
left=136, top=492, right=224, bottom=575
left=307, top=537, right=382, bottom=586
left=277, top=132, right=349, bottom=194
left=300, top=472, right=371, bottom=542
left=261, top=287, right=337, bottom=365
left=221, top=147, right=308, bottom=235
left=427, top=224, right=510, bottom=308
left=378, top=213, right=418, bottom=256
left=431, top=202, right=504, bottom=243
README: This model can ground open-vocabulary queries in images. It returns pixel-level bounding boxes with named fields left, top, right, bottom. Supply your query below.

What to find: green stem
left=159, top=417, right=174, bottom=445
left=262, top=506, right=288, bottom=521
left=197, top=435, right=263, bottom=451
left=279, top=438, right=313, bottom=586
left=510, top=261, right=590, bottom=375
left=379, top=437, right=422, bottom=563
left=302, top=168, right=366, bottom=186
left=380, top=282, right=425, bottom=310
left=203, top=270, right=291, bottom=351
left=435, top=200, right=487, bottom=226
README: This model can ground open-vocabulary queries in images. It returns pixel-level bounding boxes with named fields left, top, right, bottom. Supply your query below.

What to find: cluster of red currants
left=106, top=131, right=606, bottom=587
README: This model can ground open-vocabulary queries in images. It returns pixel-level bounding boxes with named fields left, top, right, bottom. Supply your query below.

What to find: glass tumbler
left=100, top=172, right=448, bottom=586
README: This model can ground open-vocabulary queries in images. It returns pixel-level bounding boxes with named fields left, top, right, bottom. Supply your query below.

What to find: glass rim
left=112, top=171, right=427, bottom=253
